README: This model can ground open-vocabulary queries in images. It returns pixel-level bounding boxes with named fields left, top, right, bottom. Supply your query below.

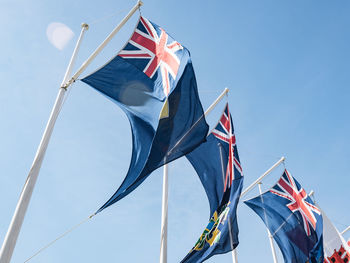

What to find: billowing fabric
left=245, top=170, right=324, bottom=263
left=322, top=211, right=350, bottom=263
left=181, top=104, right=243, bottom=263
left=81, top=16, right=208, bottom=213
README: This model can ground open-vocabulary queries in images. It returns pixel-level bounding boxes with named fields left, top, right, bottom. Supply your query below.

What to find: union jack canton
left=270, top=169, right=321, bottom=236
left=118, top=16, right=183, bottom=97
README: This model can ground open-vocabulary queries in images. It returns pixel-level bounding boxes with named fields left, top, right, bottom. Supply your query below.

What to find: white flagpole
left=229, top=158, right=285, bottom=262
left=231, top=249, right=238, bottom=263
left=237, top=158, right=285, bottom=263
left=0, top=23, right=89, bottom=263
left=240, top=157, right=285, bottom=198
left=159, top=88, right=229, bottom=263
left=218, top=144, right=238, bottom=263
left=159, top=164, right=169, bottom=263
left=1, top=2, right=143, bottom=261
left=64, top=1, right=143, bottom=88
left=258, top=182, right=278, bottom=263
left=342, top=226, right=350, bottom=235
left=204, top=88, right=229, bottom=115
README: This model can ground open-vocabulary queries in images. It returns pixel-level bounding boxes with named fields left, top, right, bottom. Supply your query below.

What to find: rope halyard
left=23, top=213, right=95, bottom=263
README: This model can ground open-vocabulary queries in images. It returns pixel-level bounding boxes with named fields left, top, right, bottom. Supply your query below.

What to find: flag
left=244, top=170, right=324, bottom=263
left=322, top=211, right=350, bottom=263
left=181, top=104, right=243, bottom=263
left=81, top=16, right=209, bottom=213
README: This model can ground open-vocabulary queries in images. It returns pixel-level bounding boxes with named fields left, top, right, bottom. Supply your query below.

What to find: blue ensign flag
left=244, top=170, right=324, bottom=263
left=81, top=16, right=209, bottom=213
left=182, top=104, right=243, bottom=263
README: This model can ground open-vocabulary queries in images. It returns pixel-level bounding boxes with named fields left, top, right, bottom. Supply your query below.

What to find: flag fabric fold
left=181, top=104, right=243, bottom=263
left=244, top=170, right=324, bottom=263
left=322, top=210, right=350, bottom=263
left=81, top=16, right=209, bottom=213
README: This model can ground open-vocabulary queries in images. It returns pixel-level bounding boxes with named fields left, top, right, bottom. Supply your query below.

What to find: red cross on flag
left=119, top=16, right=183, bottom=96
left=270, top=169, right=321, bottom=236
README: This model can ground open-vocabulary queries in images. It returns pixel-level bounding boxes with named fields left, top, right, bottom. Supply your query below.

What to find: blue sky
left=0, top=0, right=349, bottom=262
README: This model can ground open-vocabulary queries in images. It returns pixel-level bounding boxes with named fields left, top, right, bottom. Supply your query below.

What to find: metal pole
left=218, top=144, right=237, bottom=263
left=341, top=226, right=350, bottom=235
left=240, top=157, right=285, bottom=198
left=64, top=0, right=143, bottom=88
left=1, top=2, right=143, bottom=260
left=159, top=88, right=230, bottom=263
left=167, top=88, right=229, bottom=158
left=159, top=164, right=168, bottom=263
left=258, top=183, right=278, bottom=263
left=204, top=88, right=229, bottom=116
left=0, top=24, right=89, bottom=263
left=231, top=249, right=238, bottom=263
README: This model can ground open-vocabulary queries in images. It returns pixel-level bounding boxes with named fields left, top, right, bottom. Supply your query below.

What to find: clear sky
left=0, top=0, right=349, bottom=262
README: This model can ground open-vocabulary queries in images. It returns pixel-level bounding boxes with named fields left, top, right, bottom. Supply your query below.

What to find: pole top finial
left=138, top=0, right=143, bottom=7
left=81, top=23, right=89, bottom=30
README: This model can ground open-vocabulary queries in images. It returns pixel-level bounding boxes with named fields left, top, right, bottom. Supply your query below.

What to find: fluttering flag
left=245, top=170, right=324, bottom=263
left=181, top=104, right=243, bottom=263
left=322, top=211, right=350, bottom=263
left=81, top=16, right=209, bottom=213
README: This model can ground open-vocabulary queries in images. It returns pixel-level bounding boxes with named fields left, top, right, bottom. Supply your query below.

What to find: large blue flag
left=181, top=104, right=243, bottom=263
left=244, top=170, right=324, bottom=263
left=81, top=16, right=209, bottom=213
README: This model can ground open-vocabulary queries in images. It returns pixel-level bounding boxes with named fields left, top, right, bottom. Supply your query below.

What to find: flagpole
left=0, top=2, right=143, bottom=261
left=218, top=144, right=238, bottom=263
left=204, top=88, right=229, bottom=115
left=231, top=249, right=238, bottom=263
left=0, top=23, right=89, bottom=263
left=159, top=87, right=229, bottom=263
left=64, top=0, right=143, bottom=88
left=240, top=157, right=285, bottom=198
left=159, top=164, right=168, bottom=263
left=342, top=226, right=350, bottom=235
left=258, top=182, right=278, bottom=263
left=239, top=158, right=284, bottom=263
